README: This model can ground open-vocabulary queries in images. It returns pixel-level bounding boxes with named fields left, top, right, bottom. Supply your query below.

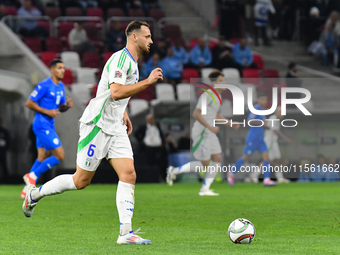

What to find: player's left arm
left=123, top=110, right=133, bottom=135
left=273, top=130, right=292, bottom=144
left=215, top=113, right=239, bottom=130
left=59, top=96, right=73, bottom=112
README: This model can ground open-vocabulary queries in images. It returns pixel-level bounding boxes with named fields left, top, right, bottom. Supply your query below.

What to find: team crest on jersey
left=85, top=157, right=92, bottom=167
left=115, top=71, right=122, bottom=78
left=31, top=90, right=38, bottom=97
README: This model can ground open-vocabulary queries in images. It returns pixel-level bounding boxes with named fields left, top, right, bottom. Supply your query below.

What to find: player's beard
left=138, top=42, right=150, bottom=54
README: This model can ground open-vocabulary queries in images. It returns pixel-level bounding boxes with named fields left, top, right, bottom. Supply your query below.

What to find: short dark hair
left=288, top=62, right=296, bottom=70
left=49, top=59, right=63, bottom=68
left=125, top=20, right=150, bottom=36
left=208, top=70, right=224, bottom=82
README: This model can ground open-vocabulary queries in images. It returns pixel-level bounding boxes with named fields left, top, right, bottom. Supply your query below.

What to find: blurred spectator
left=153, top=38, right=167, bottom=59
left=304, top=7, right=323, bottom=45
left=242, top=0, right=256, bottom=40
left=0, top=0, right=21, bottom=7
left=211, top=36, right=235, bottom=70
left=232, top=38, right=257, bottom=69
left=280, top=0, right=297, bottom=40
left=40, top=0, right=59, bottom=7
left=129, top=0, right=142, bottom=9
left=254, top=0, right=275, bottom=46
left=325, top=11, right=340, bottom=36
left=189, top=38, right=212, bottom=68
left=269, top=0, right=282, bottom=39
left=77, top=0, right=98, bottom=12
left=0, top=4, right=6, bottom=19
left=285, top=62, right=301, bottom=101
left=143, top=0, right=160, bottom=9
left=319, top=22, right=339, bottom=67
left=138, top=55, right=148, bottom=80
left=172, top=39, right=188, bottom=65
left=162, top=47, right=183, bottom=86
left=217, top=0, right=238, bottom=39
left=146, top=53, right=164, bottom=76
left=0, top=117, right=10, bottom=183
left=165, top=133, right=178, bottom=153
left=177, top=133, right=191, bottom=151
left=135, top=114, right=167, bottom=181
left=68, top=22, right=95, bottom=53
left=107, top=21, right=126, bottom=52
left=17, top=0, right=48, bottom=37
left=285, top=62, right=297, bottom=79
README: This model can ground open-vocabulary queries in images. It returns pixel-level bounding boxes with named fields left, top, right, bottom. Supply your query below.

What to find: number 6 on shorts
left=87, top=144, right=96, bottom=157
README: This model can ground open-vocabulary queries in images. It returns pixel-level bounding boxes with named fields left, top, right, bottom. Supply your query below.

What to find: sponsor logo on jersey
left=50, top=92, right=55, bottom=96
left=115, top=71, right=122, bottom=78
left=31, top=90, right=38, bottom=97
left=133, top=70, right=137, bottom=75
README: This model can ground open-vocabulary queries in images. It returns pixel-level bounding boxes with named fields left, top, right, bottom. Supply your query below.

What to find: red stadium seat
left=86, top=7, right=104, bottom=18
left=92, top=84, right=98, bottom=97
left=45, top=37, right=63, bottom=53
left=65, top=7, right=82, bottom=16
left=103, top=52, right=113, bottom=63
left=242, top=69, right=261, bottom=87
left=136, top=85, right=153, bottom=101
left=44, top=7, right=61, bottom=20
left=37, top=20, right=50, bottom=35
left=5, top=6, right=17, bottom=15
left=182, top=68, right=199, bottom=82
left=189, top=38, right=198, bottom=49
left=229, top=38, right=240, bottom=45
left=24, top=38, right=42, bottom=53
left=262, top=69, right=279, bottom=78
left=149, top=9, right=165, bottom=21
left=209, top=40, right=218, bottom=51
left=82, top=22, right=98, bottom=39
left=252, top=53, right=264, bottom=70
left=164, top=24, right=182, bottom=41
left=61, top=69, right=74, bottom=85
left=40, top=52, right=58, bottom=66
left=128, top=8, right=145, bottom=17
left=58, top=22, right=74, bottom=39
left=82, top=52, right=101, bottom=68
left=107, top=8, right=125, bottom=18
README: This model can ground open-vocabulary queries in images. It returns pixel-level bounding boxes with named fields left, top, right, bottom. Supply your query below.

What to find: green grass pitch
left=1, top=182, right=339, bottom=254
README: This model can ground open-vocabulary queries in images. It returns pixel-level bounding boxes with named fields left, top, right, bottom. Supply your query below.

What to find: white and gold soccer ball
left=228, top=218, right=255, bottom=244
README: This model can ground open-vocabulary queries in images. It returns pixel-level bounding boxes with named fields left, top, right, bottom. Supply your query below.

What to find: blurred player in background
left=228, top=94, right=277, bottom=186
left=166, top=70, right=239, bottom=196
left=23, top=20, right=163, bottom=245
left=21, top=59, right=73, bottom=198
left=251, top=107, right=292, bottom=183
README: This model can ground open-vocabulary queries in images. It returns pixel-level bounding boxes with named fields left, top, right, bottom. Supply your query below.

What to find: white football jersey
left=79, top=48, right=139, bottom=135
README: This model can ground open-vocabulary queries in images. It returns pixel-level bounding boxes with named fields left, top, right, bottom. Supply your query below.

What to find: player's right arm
left=110, top=68, right=163, bottom=100
left=192, top=108, right=219, bottom=134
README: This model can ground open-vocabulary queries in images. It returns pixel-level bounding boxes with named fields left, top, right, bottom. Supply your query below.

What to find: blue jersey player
left=21, top=59, right=73, bottom=198
left=228, top=94, right=277, bottom=186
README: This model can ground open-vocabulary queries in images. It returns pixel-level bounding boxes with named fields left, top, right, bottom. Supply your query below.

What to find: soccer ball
left=228, top=218, right=255, bottom=244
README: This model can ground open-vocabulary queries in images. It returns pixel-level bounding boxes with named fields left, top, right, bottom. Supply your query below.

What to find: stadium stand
left=75, top=67, right=97, bottom=84
left=107, top=8, right=125, bottom=18
left=45, top=37, right=63, bottom=53
left=65, top=7, right=83, bottom=17
left=201, top=67, right=216, bottom=79
left=40, top=51, right=58, bottom=66
left=82, top=52, right=101, bottom=69
left=61, top=51, right=81, bottom=70
left=61, top=69, right=74, bottom=86
left=155, top=83, right=175, bottom=101
left=253, top=53, right=264, bottom=70
left=176, top=83, right=197, bottom=101
left=129, top=99, right=149, bottom=116
left=44, top=7, right=61, bottom=20
left=24, top=37, right=42, bottom=53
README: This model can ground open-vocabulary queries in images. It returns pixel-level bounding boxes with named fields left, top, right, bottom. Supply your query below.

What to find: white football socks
left=172, top=161, right=203, bottom=174
left=31, top=174, right=77, bottom=201
left=116, top=181, right=135, bottom=236
left=202, top=161, right=220, bottom=190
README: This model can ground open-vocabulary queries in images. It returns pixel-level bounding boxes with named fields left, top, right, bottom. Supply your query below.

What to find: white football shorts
left=76, top=122, right=133, bottom=171
left=266, top=140, right=281, bottom=161
left=192, top=129, right=222, bottom=161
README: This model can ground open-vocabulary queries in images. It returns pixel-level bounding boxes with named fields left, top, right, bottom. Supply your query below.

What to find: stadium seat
left=242, top=69, right=261, bottom=87
left=155, top=83, right=175, bottom=101
left=65, top=7, right=82, bottom=16
left=201, top=67, right=216, bottom=78
left=129, top=99, right=149, bottom=116
left=220, top=99, right=233, bottom=118
left=107, top=8, right=125, bottom=18
left=128, top=8, right=145, bottom=17
left=44, top=7, right=61, bottom=20
left=103, top=52, right=113, bottom=64
left=61, top=51, right=81, bottom=70
left=262, top=69, right=279, bottom=78
left=40, top=52, right=58, bottom=66
left=149, top=9, right=165, bottom=21
left=61, top=69, right=74, bottom=85
left=37, top=20, right=51, bottom=35
left=75, top=67, right=97, bottom=84
left=24, top=38, right=42, bottom=53
left=189, top=38, right=198, bottom=49
left=136, top=85, right=154, bottom=101
left=182, top=68, right=199, bottom=82
left=222, top=68, right=241, bottom=84
left=58, top=22, right=74, bottom=39
left=82, top=22, right=98, bottom=39
left=176, top=83, right=197, bottom=101
left=71, top=83, right=91, bottom=106
left=45, top=37, right=63, bottom=53
left=262, top=69, right=280, bottom=95
left=5, top=6, right=17, bottom=15
left=86, top=7, right=104, bottom=19
left=82, top=52, right=101, bottom=68
left=229, top=38, right=240, bottom=45
left=209, top=40, right=218, bottom=51
left=253, top=54, right=264, bottom=70
left=164, top=24, right=182, bottom=41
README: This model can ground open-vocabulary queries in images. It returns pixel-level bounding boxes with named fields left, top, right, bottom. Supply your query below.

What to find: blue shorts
left=243, top=139, right=267, bottom=156
left=34, top=128, right=62, bottom=151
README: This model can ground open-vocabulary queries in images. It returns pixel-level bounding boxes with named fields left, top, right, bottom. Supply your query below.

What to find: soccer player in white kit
left=22, top=21, right=163, bottom=245
left=166, top=70, right=239, bottom=195
left=252, top=107, right=292, bottom=183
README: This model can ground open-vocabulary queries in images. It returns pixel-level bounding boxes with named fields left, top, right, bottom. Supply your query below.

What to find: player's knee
left=55, top=151, right=65, bottom=161
left=121, top=168, right=136, bottom=184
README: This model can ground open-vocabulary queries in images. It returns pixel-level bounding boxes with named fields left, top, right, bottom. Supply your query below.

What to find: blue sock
left=31, top=155, right=60, bottom=181
left=263, top=161, right=270, bottom=179
left=234, top=157, right=245, bottom=173
left=29, top=159, right=42, bottom=174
